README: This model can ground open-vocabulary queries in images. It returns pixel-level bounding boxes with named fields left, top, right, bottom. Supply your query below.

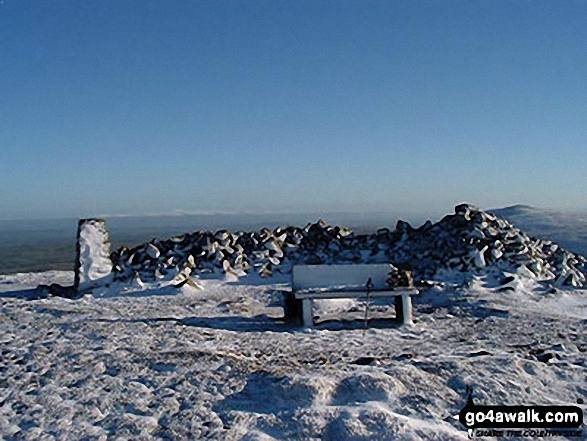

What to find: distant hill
left=491, top=205, right=587, bottom=257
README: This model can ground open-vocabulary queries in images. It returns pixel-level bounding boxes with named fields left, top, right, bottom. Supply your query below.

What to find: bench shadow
left=415, top=296, right=510, bottom=320
left=0, top=288, right=48, bottom=300
left=179, top=314, right=294, bottom=332
left=87, top=314, right=403, bottom=333
left=314, top=317, right=402, bottom=330
left=102, top=286, right=179, bottom=298
left=450, top=299, right=510, bottom=320
left=179, top=314, right=402, bottom=332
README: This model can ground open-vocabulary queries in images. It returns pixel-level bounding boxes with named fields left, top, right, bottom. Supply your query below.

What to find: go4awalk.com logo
left=457, top=387, right=583, bottom=438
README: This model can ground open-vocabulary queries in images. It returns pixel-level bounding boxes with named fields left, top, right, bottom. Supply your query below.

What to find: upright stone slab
left=74, top=219, right=113, bottom=292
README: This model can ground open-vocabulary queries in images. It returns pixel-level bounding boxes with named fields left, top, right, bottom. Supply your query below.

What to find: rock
left=454, top=203, right=472, bottom=215
left=479, top=246, right=490, bottom=267
left=395, top=220, right=413, bottom=234
left=352, top=356, right=380, bottom=366
left=146, top=244, right=160, bottom=259
left=48, top=283, right=77, bottom=298
left=467, top=350, right=492, bottom=357
left=536, top=352, right=555, bottom=363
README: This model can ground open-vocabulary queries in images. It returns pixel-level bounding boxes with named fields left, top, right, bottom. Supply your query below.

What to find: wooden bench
left=289, top=264, right=418, bottom=328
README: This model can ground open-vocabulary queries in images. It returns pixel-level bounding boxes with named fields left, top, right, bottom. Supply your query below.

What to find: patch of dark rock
left=467, top=350, right=492, bottom=357
left=393, top=353, right=413, bottom=361
left=38, top=283, right=78, bottom=298
left=352, top=356, right=379, bottom=366
left=530, top=350, right=555, bottom=363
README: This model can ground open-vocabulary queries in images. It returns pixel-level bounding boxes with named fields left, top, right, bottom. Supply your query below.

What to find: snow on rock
left=105, top=204, right=587, bottom=292
left=146, top=243, right=161, bottom=259
left=74, top=219, right=113, bottom=292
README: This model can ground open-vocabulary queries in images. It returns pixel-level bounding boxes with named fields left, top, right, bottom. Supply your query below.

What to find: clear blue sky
left=1, top=0, right=586, bottom=220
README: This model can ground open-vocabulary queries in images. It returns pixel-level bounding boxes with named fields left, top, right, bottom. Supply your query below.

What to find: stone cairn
left=107, top=204, right=587, bottom=289
left=75, top=219, right=114, bottom=291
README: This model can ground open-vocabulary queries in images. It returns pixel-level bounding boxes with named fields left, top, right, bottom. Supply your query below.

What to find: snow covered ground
left=1, top=271, right=586, bottom=440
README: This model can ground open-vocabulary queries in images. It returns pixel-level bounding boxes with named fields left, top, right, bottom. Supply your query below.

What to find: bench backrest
left=292, top=264, right=394, bottom=292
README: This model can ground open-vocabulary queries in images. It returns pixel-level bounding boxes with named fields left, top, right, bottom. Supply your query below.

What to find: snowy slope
left=492, top=205, right=587, bottom=258
left=1, top=271, right=586, bottom=440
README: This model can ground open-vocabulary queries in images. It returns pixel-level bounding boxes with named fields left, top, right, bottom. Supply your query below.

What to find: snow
left=292, top=264, right=396, bottom=291
left=1, top=270, right=586, bottom=440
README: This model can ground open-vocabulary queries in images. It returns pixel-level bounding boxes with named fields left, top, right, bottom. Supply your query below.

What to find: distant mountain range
left=491, top=205, right=587, bottom=257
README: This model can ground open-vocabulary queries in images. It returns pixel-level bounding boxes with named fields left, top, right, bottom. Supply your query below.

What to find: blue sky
left=1, top=1, right=586, bottom=220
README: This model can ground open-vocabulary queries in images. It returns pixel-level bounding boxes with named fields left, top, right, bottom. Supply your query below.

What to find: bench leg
left=395, top=294, right=413, bottom=326
left=395, top=296, right=403, bottom=323
left=400, top=293, right=413, bottom=326
left=284, top=294, right=303, bottom=324
left=302, top=299, right=313, bottom=328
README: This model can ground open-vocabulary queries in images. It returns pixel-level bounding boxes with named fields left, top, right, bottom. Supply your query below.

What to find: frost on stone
left=74, top=219, right=113, bottom=292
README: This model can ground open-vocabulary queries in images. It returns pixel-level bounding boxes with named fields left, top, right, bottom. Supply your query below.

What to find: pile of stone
left=109, top=221, right=356, bottom=285
left=106, top=204, right=587, bottom=289
left=386, top=204, right=587, bottom=288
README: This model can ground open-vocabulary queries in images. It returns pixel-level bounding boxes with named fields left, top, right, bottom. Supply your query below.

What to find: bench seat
left=290, top=264, right=418, bottom=328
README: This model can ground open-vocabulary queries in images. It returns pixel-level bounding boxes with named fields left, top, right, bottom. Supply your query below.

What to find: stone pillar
left=74, top=219, right=113, bottom=292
